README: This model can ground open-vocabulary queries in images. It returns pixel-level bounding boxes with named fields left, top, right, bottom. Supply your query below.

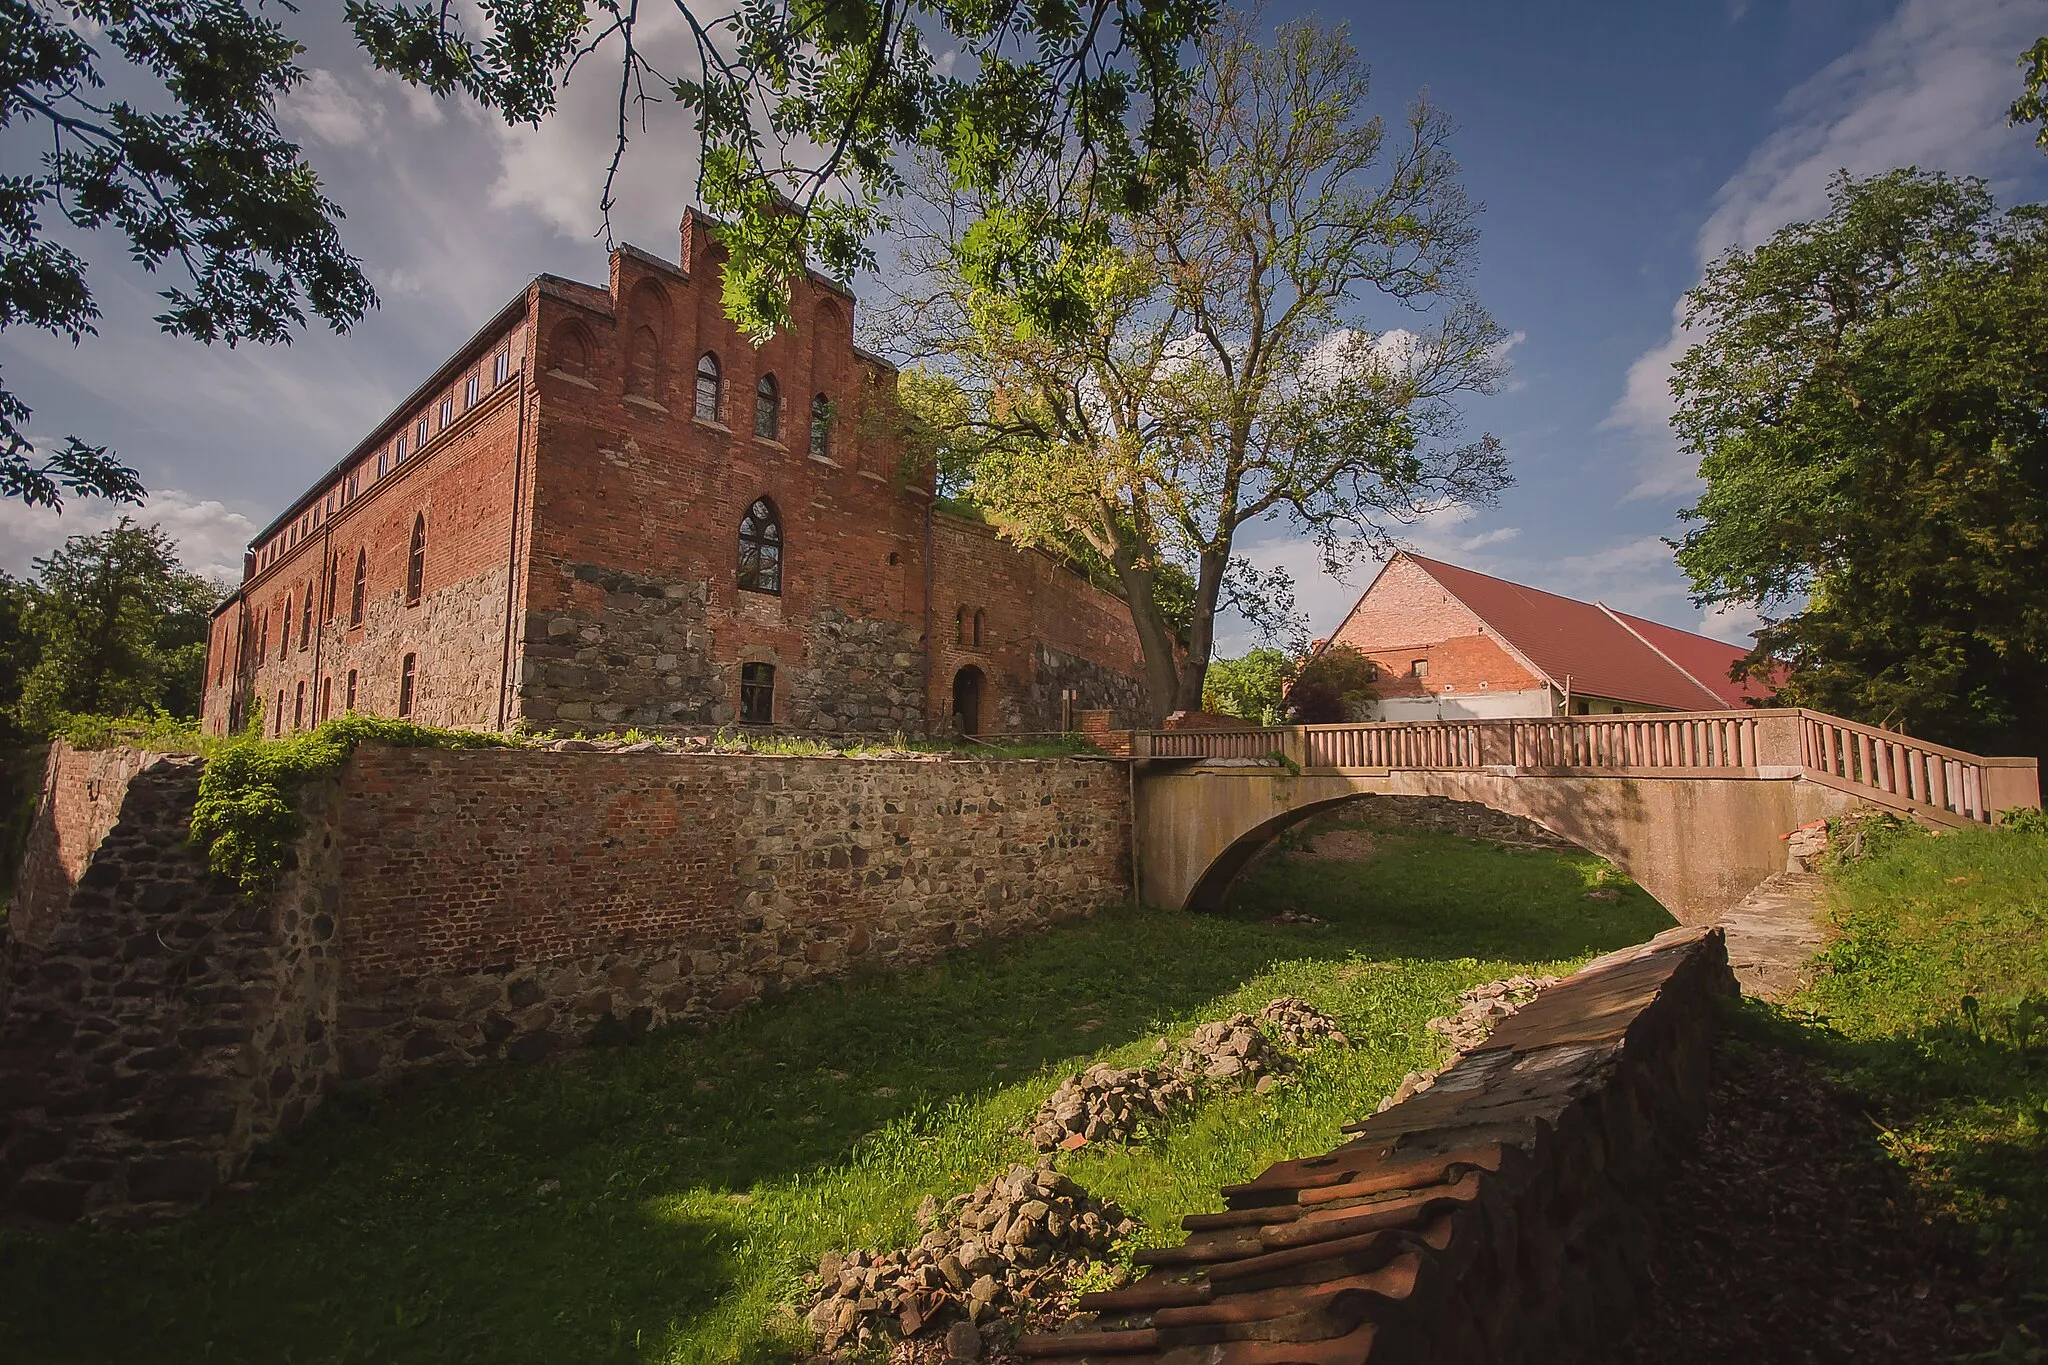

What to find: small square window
left=1411, top=659, right=1429, bottom=680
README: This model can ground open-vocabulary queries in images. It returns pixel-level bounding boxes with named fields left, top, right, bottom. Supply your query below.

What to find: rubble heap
left=1378, top=974, right=1560, bottom=1114
left=1026, top=1063, right=1195, bottom=1151
left=1026, top=1001, right=1354, bottom=1152
left=806, top=1164, right=1135, bottom=1355
left=1257, top=997, right=1350, bottom=1049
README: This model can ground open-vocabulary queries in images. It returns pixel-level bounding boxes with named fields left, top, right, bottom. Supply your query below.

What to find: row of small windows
left=955, top=606, right=986, bottom=648
left=690, top=353, right=834, bottom=459
left=269, top=655, right=409, bottom=736
left=232, top=516, right=426, bottom=684
left=256, top=345, right=511, bottom=571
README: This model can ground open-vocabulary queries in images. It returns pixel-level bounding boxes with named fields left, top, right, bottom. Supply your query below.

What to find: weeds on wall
left=189, top=717, right=511, bottom=895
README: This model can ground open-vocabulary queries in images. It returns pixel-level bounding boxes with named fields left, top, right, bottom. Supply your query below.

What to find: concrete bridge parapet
left=1132, top=710, right=2040, bottom=923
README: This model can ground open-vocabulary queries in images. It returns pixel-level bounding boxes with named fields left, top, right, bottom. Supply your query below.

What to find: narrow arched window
left=320, top=676, right=332, bottom=722
left=294, top=681, right=306, bottom=729
left=809, top=393, right=831, bottom=459
left=737, top=497, right=782, bottom=595
left=955, top=605, right=968, bottom=646
left=973, top=608, right=985, bottom=648
left=280, top=595, right=292, bottom=660
left=740, top=662, right=775, bottom=725
left=406, top=513, right=426, bottom=604
left=345, top=669, right=357, bottom=712
left=755, top=373, right=779, bottom=439
left=398, top=653, right=417, bottom=718
left=300, top=582, right=313, bottom=650
left=350, top=548, right=366, bottom=627
left=695, top=352, right=722, bottom=422
left=259, top=611, right=269, bottom=661
left=324, top=552, right=338, bottom=621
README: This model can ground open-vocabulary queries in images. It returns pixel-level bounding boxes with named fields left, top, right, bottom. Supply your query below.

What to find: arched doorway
left=951, top=665, right=985, bottom=736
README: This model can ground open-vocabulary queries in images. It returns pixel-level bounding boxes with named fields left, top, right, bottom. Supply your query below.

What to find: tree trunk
left=1173, top=548, right=1232, bottom=714
left=1114, top=560, right=1184, bottom=727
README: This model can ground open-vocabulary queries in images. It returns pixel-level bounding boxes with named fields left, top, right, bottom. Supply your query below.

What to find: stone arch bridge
left=1132, top=709, right=2040, bottom=922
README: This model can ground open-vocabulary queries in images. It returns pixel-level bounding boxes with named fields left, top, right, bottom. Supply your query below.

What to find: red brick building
left=1321, top=552, right=1772, bottom=720
left=201, top=212, right=1148, bottom=738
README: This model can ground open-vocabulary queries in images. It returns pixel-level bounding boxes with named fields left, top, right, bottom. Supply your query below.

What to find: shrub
left=1286, top=645, right=1378, bottom=723
left=191, top=716, right=511, bottom=894
left=1203, top=649, right=1294, bottom=725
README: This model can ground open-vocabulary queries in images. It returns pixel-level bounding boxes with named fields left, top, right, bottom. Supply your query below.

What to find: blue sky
left=4, top=0, right=2046, bottom=652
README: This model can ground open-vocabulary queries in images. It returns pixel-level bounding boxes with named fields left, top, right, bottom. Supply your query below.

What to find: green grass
left=1788, top=822, right=2048, bottom=1266
left=0, top=821, right=1671, bottom=1365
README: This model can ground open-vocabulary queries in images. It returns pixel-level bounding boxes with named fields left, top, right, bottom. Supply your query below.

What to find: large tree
left=3, top=0, right=1214, bottom=510
left=1671, top=169, right=2048, bottom=761
left=884, top=11, right=1508, bottom=720
left=5, top=518, right=224, bottom=729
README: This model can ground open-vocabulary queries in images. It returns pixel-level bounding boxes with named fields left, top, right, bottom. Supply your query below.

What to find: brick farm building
left=201, top=212, right=1149, bottom=739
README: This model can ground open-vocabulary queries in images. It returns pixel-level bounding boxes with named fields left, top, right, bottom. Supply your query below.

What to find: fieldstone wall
left=518, top=563, right=721, bottom=726
left=0, top=755, right=339, bottom=1224
left=1335, top=792, right=1580, bottom=850
left=1019, top=645, right=1150, bottom=733
left=790, top=608, right=923, bottom=731
left=1, top=741, right=1132, bottom=1223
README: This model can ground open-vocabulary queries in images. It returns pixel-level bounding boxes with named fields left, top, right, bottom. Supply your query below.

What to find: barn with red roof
left=1321, top=552, right=1773, bottom=721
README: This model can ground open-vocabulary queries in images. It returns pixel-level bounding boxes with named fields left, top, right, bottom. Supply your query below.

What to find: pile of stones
left=1026, top=1063, right=1195, bottom=1151
left=1260, top=996, right=1351, bottom=1049
left=1025, top=1001, right=1349, bottom=1152
left=806, top=1163, right=1135, bottom=1357
left=1378, top=974, right=1559, bottom=1114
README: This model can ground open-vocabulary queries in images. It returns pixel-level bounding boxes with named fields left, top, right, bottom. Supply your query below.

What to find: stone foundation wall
left=1335, top=792, right=1580, bottom=849
left=0, top=742, right=1132, bottom=1224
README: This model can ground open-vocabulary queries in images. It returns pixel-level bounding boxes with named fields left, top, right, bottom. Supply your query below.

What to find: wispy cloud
left=1606, top=0, right=2045, bottom=500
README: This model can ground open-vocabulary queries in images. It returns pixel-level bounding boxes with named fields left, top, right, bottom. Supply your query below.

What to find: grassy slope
left=0, top=824, right=1671, bottom=1365
left=1790, top=823, right=2048, bottom=1266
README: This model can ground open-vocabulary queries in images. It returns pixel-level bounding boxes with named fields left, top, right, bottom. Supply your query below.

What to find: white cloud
left=0, top=490, right=255, bottom=585
left=1607, top=0, right=2046, bottom=499
left=286, top=69, right=376, bottom=147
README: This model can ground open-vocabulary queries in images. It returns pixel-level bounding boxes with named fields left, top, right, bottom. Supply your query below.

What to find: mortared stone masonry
left=0, top=741, right=1132, bottom=1224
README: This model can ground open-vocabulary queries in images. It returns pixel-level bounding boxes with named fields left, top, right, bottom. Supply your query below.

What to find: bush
left=1203, top=649, right=1294, bottom=724
left=191, top=716, right=511, bottom=894
left=1286, top=644, right=1378, bottom=723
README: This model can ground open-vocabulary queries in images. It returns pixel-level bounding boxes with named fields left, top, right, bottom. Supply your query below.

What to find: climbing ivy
left=191, top=716, right=511, bottom=894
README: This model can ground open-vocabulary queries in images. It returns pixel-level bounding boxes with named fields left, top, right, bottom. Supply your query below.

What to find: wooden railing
left=1132, top=707, right=2039, bottom=826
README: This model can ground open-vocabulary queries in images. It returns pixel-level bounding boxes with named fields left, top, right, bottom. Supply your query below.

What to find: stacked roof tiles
left=1016, top=925, right=1733, bottom=1365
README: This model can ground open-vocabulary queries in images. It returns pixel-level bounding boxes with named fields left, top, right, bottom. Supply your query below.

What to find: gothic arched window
left=755, top=373, right=779, bottom=439
left=695, top=352, right=722, bottom=422
left=737, top=497, right=783, bottom=595
left=350, top=548, right=366, bottom=627
left=406, top=514, right=426, bottom=604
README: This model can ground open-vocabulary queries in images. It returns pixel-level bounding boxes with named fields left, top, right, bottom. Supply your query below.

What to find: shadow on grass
left=0, top=830, right=1672, bottom=1365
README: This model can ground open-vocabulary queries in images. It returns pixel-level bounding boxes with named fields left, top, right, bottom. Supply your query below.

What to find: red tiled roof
left=1400, top=553, right=1751, bottom=711
left=1608, top=609, right=1772, bottom=708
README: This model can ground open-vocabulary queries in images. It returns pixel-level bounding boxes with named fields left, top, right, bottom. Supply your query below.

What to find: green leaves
left=3, top=0, right=381, bottom=508
left=349, top=0, right=1215, bottom=339
left=1672, top=170, right=2048, bottom=760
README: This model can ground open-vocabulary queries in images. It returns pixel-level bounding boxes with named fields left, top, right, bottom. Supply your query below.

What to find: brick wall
left=203, top=311, right=535, bottom=735
left=0, top=741, right=1133, bottom=1223
left=929, top=514, right=1149, bottom=732
left=1327, top=555, right=1545, bottom=702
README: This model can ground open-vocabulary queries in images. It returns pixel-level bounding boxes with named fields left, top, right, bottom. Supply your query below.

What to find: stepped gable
left=1014, top=925, right=1734, bottom=1365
